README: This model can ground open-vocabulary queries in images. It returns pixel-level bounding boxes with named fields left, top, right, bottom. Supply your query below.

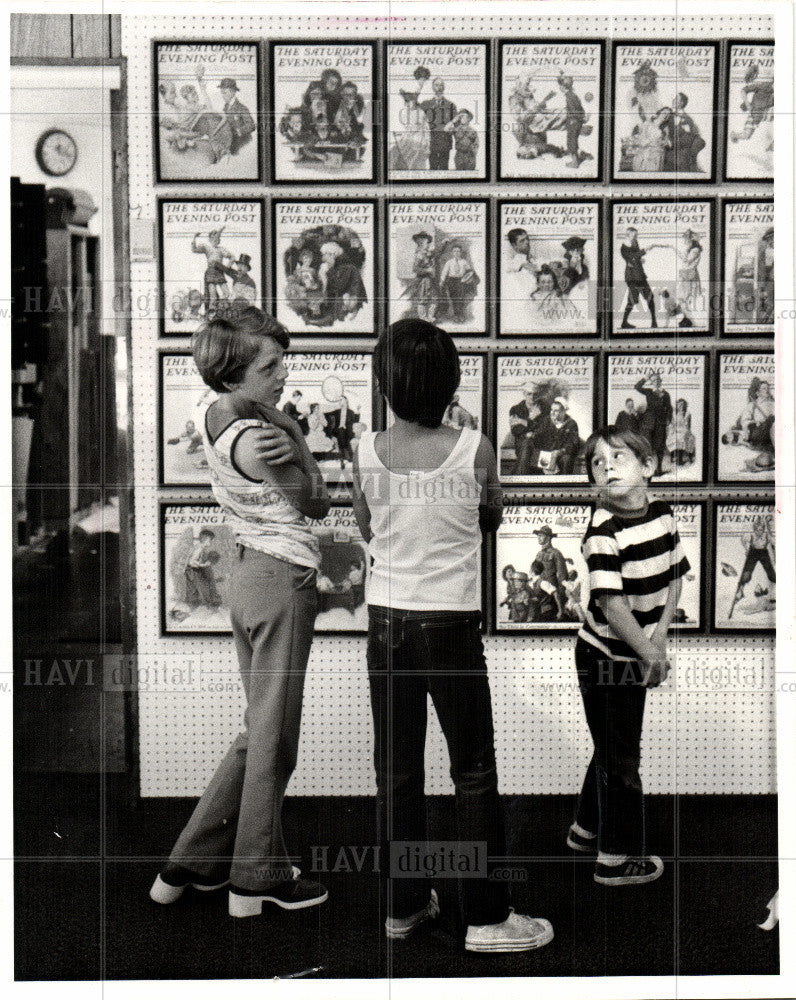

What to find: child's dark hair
left=373, top=319, right=460, bottom=428
left=584, top=425, right=656, bottom=484
left=192, top=306, right=290, bottom=394
left=198, top=528, right=215, bottom=540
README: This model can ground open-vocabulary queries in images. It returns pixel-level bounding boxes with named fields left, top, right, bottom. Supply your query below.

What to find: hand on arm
left=598, top=594, right=670, bottom=688
left=650, top=577, right=683, bottom=652
left=233, top=425, right=330, bottom=520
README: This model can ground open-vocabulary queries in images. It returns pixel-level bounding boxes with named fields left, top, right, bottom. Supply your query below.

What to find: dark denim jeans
left=573, top=637, right=647, bottom=857
left=367, top=604, right=511, bottom=927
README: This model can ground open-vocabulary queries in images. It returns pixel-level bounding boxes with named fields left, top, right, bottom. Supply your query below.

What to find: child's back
left=352, top=319, right=553, bottom=955
left=357, top=422, right=482, bottom=610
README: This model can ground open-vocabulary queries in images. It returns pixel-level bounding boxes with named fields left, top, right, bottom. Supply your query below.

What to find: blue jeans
left=169, top=548, right=318, bottom=890
left=367, top=605, right=511, bottom=926
left=573, top=637, right=647, bottom=857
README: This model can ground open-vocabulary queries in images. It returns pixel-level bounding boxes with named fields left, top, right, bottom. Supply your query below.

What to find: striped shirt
left=578, top=497, right=690, bottom=661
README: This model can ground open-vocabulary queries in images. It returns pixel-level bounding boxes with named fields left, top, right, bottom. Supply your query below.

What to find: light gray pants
left=169, top=546, right=318, bottom=890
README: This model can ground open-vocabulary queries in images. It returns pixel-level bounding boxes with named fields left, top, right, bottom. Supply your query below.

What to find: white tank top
left=358, top=427, right=482, bottom=610
left=200, top=405, right=320, bottom=570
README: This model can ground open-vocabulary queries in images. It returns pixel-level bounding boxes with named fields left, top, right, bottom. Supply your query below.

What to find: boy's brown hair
left=583, top=426, right=656, bottom=484
left=192, top=306, right=290, bottom=394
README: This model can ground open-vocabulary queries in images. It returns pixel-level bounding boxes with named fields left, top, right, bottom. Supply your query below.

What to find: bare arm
left=476, top=433, right=503, bottom=535
left=351, top=447, right=373, bottom=544
left=598, top=594, right=669, bottom=687
left=233, top=423, right=330, bottom=521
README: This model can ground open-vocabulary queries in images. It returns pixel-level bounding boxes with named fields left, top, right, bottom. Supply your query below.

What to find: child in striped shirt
left=566, top=426, right=689, bottom=886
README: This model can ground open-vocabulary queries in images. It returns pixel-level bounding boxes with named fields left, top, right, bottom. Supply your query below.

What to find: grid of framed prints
left=151, top=35, right=774, bottom=639
left=150, top=38, right=773, bottom=186
left=152, top=195, right=779, bottom=340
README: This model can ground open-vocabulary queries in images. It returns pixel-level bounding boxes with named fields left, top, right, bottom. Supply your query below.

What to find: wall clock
left=35, top=129, right=78, bottom=177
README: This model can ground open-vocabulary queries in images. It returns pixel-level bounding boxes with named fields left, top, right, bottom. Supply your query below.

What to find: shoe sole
left=229, top=889, right=329, bottom=917
left=149, top=875, right=229, bottom=904
left=465, top=925, right=554, bottom=953
left=566, top=835, right=597, bottom=854
left=594, top=867, right=663, bottom=886
left=385, top=919, right=427, bottom=940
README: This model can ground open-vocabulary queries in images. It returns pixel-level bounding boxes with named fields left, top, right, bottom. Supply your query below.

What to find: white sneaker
left=385, top=889, right=440, bottom=939
left=465, top=909, right=554, bottom=953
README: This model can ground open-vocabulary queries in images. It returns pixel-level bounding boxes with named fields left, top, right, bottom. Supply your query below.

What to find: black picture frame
left=157, top=349, right=213, bottom=488
left=722, top=39, right=775, bottom=184
left=714, top=350, right=776, bottom=486
left=385, top=197, right=491, bottom=336
left=719, top=196, right=775, bottom=337
left=157, top=197, right=267, bottom=339
left=604, top=351, right=710, bottom=486
left=152, top=40, right=263, bottom=184
left=607, top=197, right=715, bottom=337
left=496, top=38, right=606, bottom=183
left=493, top=351, right=600, bottom=486
left=492, top=499, right=595, bottom=635
left=271, top=197, right=379, bottom=337
left=711, top=500, right=776, bottom=633
left=609, top=40, right=719, bottom=185
left=496, top=198, right=602, bottom=338
left=159, top=499, right=234, bottom=637
left=383, top=39, right=491, bottom=184
left=267, top=39, right=378, bottom=185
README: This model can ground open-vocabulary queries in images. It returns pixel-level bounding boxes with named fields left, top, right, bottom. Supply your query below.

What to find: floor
left=14, top=778, right=779, bottom=980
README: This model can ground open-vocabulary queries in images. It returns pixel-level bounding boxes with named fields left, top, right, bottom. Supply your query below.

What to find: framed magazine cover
left=384, top=40, right=490, bottom=183
left=153, top=41, right=262, bottom=183
left=724, top=41, right=774, bottom=182
left=497, top=199, right=601, bottom=337
left=712, top=501, right=776, bottom=633
left=268, top=40, right=377, bottom=184
left=311, top=504, right=370, bottom=634
left=720, top=198, right=775, bottom=336
left=158, top=351, right=215, bottom=488
left=158, top=198, right=266, bottom=338
left=497, top=38, right=605, bottom=182
left=272, top=199, right=378, bottom=336
left=386, top=198, right=489, bottom=335
left=494, top=352, right=597, bottom=485
left=609, top=199, right=714, bottom=336
left=281, top=349, right=378, bottom=486
left=668, top=499, right=706, bottom=632
left=715, top=351, right=775, bottom=484
left=610, top=41, right=718, bottom=183
left=160, top=500, right=235, bottom=636
left=493, top=501, right=593, bottom=634
left=605, top=352, right=709, bottom=485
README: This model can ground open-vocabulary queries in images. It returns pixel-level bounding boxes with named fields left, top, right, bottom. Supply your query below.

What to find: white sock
left=597, top=852, right=628, bottom=865
left=571, top=822, right=596, bottom=839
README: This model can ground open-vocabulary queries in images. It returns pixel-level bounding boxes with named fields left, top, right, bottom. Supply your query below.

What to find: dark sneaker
left=465, top=910, right=554, bottom=953
left=566, top=824, right=598, bottom=854
left=229, top=871, right=328, bottom=917
left=385, top=889, right=440, bottom=940
left=594, top=856, right=664, bottom=886
left=149, top=862, right=229, bottom=904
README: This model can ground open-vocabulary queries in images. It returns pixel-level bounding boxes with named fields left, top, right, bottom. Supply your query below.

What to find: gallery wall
left=122, top=12, right=776, bottom=797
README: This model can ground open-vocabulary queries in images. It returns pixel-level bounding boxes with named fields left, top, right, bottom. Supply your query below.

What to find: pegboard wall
left=122, top=11, right=777, bottom=798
